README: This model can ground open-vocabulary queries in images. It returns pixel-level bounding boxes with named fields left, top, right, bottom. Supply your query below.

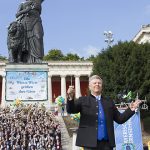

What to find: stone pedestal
left=4, top=63, right=50, bottom=107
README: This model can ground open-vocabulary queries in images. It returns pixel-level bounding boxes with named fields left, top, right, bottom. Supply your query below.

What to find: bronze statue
left=7, top=0, right=44, bottom=63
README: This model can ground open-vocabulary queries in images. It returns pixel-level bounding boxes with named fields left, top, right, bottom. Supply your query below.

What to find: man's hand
left=67, top=86, right=75, bottom=100
left=129, top=99, right=142, bottom=111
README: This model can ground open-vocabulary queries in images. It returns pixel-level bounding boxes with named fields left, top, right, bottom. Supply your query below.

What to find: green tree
left=44, top=49, right=85, bottom=61
left=0, top=54, right=7, bottom=61
left=92, top=41, right=150, bottom=122
left=86, top=55, right=96, bottom=61
left=43, top=49, right=64, bottom=61
left=93, top=41, right=150, bottom=100
left=63, top=53, right=81, bottom=61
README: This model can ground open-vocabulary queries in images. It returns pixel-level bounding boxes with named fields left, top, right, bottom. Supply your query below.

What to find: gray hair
left=89, top=75, right=102, bottom=83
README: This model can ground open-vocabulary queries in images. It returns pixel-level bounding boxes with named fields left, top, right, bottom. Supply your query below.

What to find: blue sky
left=0, top=0, right=150, bottom=58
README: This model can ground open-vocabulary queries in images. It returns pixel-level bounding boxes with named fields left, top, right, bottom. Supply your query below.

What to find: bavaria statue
left=7, top=0, right=44, bottom=63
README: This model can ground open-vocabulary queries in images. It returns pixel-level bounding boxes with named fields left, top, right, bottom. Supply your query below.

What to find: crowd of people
left=0, top=103, right=62, bottom=150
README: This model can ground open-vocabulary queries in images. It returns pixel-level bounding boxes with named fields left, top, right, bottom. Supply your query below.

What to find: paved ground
left=58, top=115, right=72, bottom=150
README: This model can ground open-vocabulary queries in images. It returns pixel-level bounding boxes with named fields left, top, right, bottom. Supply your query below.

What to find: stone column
left=75, top=75, right=81, bottom=98
left=1, top=72, right=6, bottom=107
left=48, top=73, right=52, bottom=106
left=61, top=75, right=66, bottom=100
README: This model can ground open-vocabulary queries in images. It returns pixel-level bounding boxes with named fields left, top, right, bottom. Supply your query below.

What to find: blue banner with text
left=114, top=110, right=143, bottom=150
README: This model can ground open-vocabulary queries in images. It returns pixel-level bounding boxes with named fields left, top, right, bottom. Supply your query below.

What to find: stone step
left=57, top=116, right=72, bottom=150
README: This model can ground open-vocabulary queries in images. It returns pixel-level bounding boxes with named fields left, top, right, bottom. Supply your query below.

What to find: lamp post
left=104, top=31, right=114, bottom=47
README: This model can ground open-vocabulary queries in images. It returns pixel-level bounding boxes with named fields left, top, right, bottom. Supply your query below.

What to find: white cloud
left=66, top=48, right=79, bottom=55
left=66, top=45, right=101, bottom=58
left=77, top=45, right=101, bottom=58
left=84, top=45, right=100, bottom=57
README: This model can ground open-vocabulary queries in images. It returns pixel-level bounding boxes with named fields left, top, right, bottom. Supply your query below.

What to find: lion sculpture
left=7, top=21, right=26, bottom=63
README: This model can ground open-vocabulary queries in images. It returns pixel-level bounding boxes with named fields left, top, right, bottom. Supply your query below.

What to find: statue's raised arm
left=16, top=1, right=33, bottom=20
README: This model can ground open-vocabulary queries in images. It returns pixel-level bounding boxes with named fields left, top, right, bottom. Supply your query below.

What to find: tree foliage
left=92, top=41, right=150, bottom=103
left=63, top=53, right=81, bottom=61
left=86, top=55, right=96, bottom=61
left=0, top=54, right=7, bottom=61
left=44, top=48, right=99, bottom=61
left=43, top=49, right=64, bottom=61
left=44, top=49, right=85, bottom=61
